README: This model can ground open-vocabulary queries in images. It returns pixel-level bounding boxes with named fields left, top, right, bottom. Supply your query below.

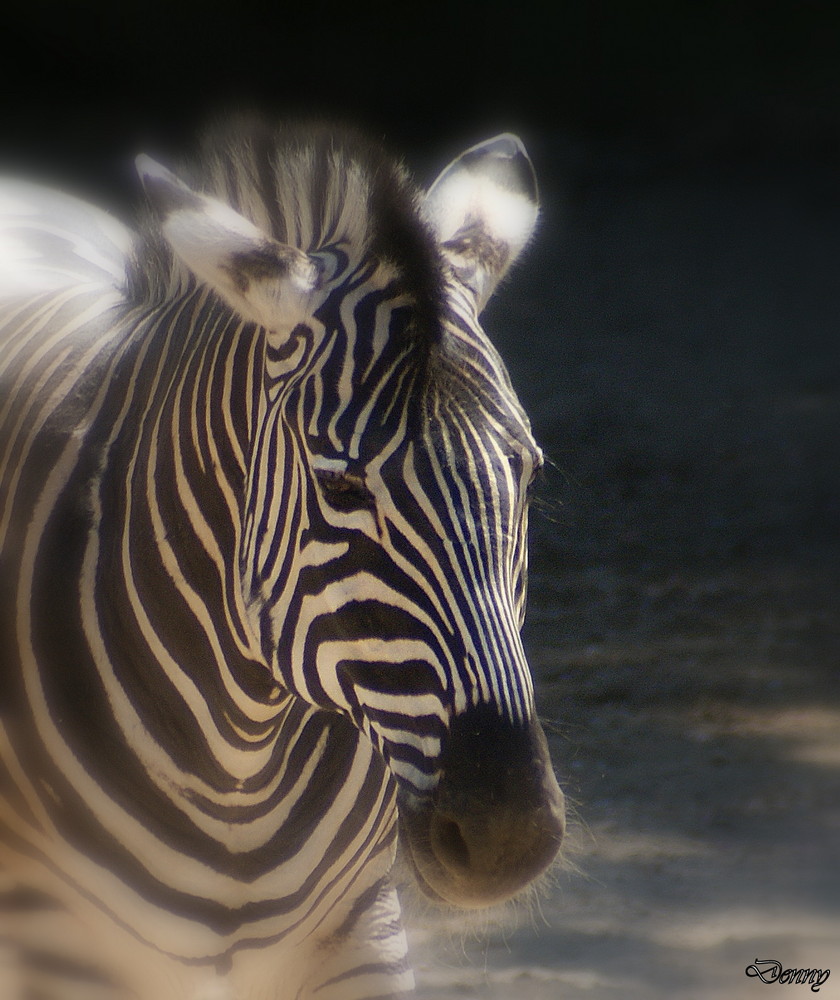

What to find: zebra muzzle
left=398, top=705, right=565, bottom=907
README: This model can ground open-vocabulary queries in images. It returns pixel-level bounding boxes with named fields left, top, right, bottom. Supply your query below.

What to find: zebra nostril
left=430, top=814, right=471, bottom=872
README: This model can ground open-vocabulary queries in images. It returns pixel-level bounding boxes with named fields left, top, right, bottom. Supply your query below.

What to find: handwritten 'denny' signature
left=746, top=959, right=831, bottom=993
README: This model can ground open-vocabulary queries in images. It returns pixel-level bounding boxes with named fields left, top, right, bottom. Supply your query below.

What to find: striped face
left=242, top=272, right=543, bottom=797
left=140, top=127, right=564, bottom=908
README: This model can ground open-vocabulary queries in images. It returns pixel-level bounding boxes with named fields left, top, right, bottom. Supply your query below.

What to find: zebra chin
left=396, top=704, right=565, bottom=908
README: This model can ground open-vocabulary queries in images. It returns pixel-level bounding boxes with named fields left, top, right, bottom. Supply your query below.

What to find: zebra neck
left=98, top=293, right=280, bottom=729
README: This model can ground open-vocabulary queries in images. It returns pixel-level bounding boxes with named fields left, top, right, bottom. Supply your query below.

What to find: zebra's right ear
left=135, top=155, right=323, bottom=334
left=423, top=134, right=538, bottom=313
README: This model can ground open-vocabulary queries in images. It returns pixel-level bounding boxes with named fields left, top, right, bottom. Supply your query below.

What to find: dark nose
left=401, top=705, right=565, bottom=907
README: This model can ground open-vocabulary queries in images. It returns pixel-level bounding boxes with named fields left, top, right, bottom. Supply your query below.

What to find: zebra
left=0, top=117, right=565, bottom=1000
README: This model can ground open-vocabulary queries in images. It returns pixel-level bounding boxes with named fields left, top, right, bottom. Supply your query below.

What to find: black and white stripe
left=0, top=118, right=564, bottom=999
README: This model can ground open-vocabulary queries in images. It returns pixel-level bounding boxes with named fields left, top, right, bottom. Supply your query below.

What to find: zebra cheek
left=336, top=659, right=448, bottom=791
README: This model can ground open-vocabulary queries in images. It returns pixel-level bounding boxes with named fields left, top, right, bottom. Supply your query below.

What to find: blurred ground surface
left=407, top=139, right=840, bottom=999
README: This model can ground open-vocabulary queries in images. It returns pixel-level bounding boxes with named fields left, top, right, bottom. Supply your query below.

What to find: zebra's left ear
left=423, top=134, right=538, bottom=313
left=135, top=155, right=323, bottom=334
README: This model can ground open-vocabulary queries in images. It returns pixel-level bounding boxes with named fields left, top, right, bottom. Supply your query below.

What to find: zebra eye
left=315, top=469, right=375, bottom=513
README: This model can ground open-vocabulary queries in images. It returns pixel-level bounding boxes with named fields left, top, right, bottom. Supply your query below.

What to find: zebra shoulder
left=0, top=177, right=133, bottom=298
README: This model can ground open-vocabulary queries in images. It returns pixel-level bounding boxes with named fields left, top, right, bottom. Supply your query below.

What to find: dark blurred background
left=2, top=0, right=838, bottom=626
left=2, top=3, right=838, bottom=194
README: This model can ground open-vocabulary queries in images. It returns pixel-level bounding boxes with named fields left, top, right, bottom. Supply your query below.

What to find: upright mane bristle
left=129, top=115, right=444, bottom=329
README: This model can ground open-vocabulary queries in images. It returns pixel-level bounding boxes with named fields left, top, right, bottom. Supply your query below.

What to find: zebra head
left=138, top=123, right=564, bottom=908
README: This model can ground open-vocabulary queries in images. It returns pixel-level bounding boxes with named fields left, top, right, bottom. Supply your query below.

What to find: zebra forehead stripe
left=131, top=118, right=445, bottom=352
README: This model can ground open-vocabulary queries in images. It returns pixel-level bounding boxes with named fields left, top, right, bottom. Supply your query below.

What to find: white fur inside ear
left=164, top=210, right=321, bottom=330
left=180, top=196, right=265, bottom=243
left=162, top=210, right=256, bottom=284
left=425, top=171, right=538, bottom=254
left=137, top=154, right=321, bottom=333
left=423, top=134, right=539, bottom=310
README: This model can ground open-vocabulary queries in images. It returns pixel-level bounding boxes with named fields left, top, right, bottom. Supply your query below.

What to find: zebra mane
left=128, top=115, right=444, bottom=341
